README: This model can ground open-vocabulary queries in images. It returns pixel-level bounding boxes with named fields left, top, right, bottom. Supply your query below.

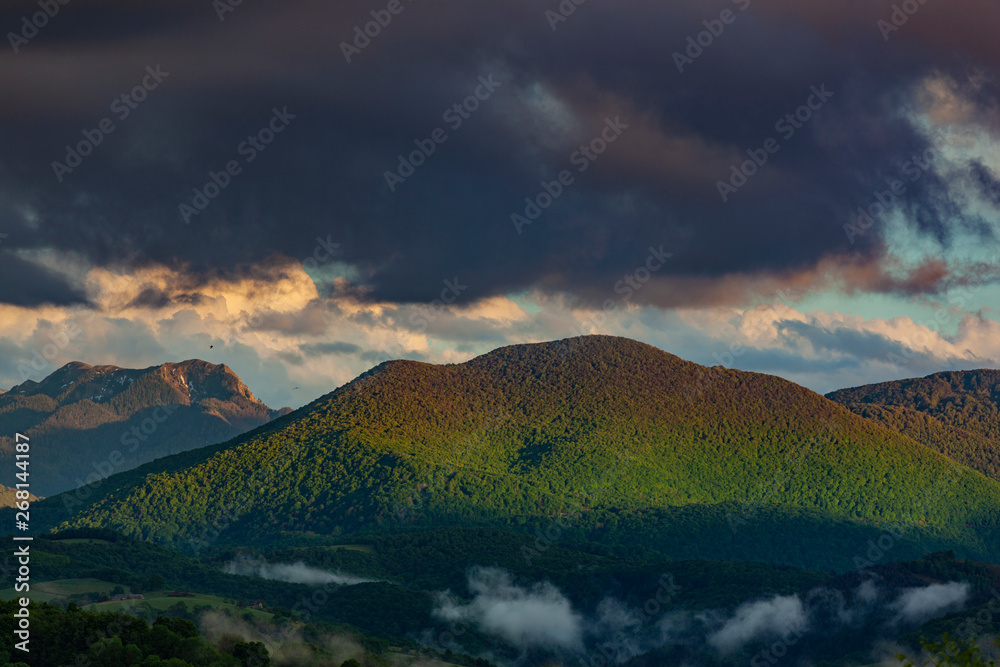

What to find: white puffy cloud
left=891, top=582, right=970, bottom=625
left=707, top=595, right=808, bottom=655
left=434, top=567, right=585, bottom=652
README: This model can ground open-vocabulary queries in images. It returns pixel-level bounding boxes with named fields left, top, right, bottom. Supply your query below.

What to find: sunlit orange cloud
left=2, top=250, right=998, bottom=405
left=0, top=261, right=542, bottom=395
left=85, top=263, right=319, bottom=318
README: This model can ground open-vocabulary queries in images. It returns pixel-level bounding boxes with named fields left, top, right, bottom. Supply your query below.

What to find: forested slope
left=26, top=337, right=1000, bottom=569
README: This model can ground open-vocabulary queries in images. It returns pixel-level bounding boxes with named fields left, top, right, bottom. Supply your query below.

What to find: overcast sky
left=1, top=0, right=998, bottom=408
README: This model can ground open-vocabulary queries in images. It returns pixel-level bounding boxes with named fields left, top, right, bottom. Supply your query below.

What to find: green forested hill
left=0, top=360, right=288, bottom=496
left=828, top=370, right=1000, bottom=482
left=26, top=337, right=1000, bottom=569
left=828, top=370, right=1000, bottom=440
left=835, top=403, right=1000, bottom=482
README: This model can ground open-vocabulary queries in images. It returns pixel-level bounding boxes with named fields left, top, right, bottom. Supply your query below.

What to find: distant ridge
left=0, top=483, right=39, bottom=508
left=828, top=369, right=1000, bottom=482
left=0, top=360, right=289, bottom=496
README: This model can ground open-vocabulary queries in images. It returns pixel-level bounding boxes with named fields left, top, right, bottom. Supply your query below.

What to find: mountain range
left=27, top=336, right=1000, bottom=573
left=9, top=336, right=1000, bottom=665
left=0, top=360, right=290, bottom=497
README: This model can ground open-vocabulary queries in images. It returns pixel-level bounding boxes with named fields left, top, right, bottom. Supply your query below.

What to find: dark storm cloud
left=126, top=286, right=171, bottom=309
left=1, top=0, right=997, bottom=307
left=0, top=252, right=87, bottom=306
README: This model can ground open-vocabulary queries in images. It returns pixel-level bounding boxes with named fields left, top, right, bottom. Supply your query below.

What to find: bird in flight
left=209, top=345, right=214, bottom=349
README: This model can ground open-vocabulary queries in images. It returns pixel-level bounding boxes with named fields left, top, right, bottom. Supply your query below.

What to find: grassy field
left=54, top=538, right=113, bottom=545
left=0, top=588, right=61, bottom=603
left=84, top=590, right=275, bottom=620
left=2, top=579, right=273, bottom=625
left=36, top=578, right=123, bottom=596
left=0, top=578, right=123, bottom=603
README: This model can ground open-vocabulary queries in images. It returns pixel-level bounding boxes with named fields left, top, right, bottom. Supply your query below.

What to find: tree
left=154, top=616, right=198, bottom=639
left=898, top=634, right=1000, bottom=666
left=216, top=632, right=244, bottom=654
left=124, top=643, right=143, bottom=664
left=234, top=641, right=270, bottom=666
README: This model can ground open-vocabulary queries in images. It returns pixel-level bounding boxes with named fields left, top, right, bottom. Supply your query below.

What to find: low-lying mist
left=198, top=609, right=455, bottom=667
left=428, top=567, right=977, bottom=665
left=221, top=554, right=378, bottom=586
